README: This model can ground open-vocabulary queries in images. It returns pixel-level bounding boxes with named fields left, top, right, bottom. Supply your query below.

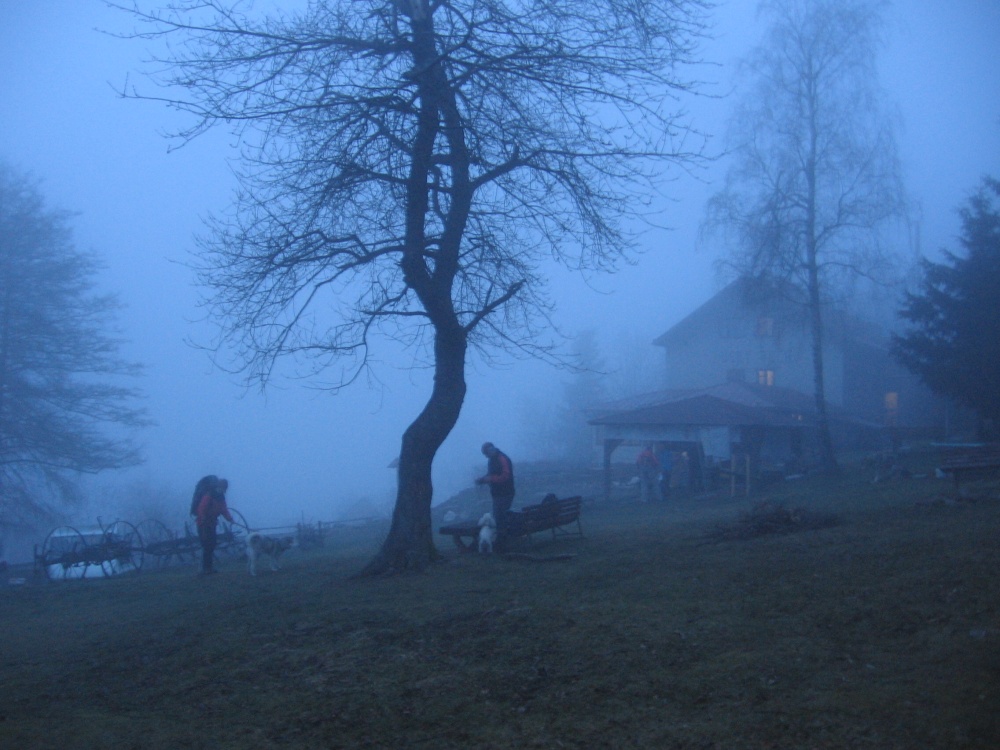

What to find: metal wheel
left=99, top=520, right=144, bottom=577
left=136, top=519, right=176, bottom=570
left=38, top=526, right=91, bottom=580
left=174, top=522, right=203, bottom=565
left=218, top=507, right=249, bottom=558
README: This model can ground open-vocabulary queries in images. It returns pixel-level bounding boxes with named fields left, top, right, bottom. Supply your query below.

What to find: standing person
left=636, top=444, right=662, bottom=503
left=676, top=451, right=691, bottom=490
left=658, top=446, right=674, bottom=499
left=194, top=477, right=234, bottom=576
left=475, top=442, right=515, bottom=542
left=190, top=474, right=218, bottom=517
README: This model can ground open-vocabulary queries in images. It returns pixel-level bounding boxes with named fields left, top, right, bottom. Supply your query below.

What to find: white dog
left=247, top=533, right=294, bottom=576
left=477, top=512, right=497, bottom=554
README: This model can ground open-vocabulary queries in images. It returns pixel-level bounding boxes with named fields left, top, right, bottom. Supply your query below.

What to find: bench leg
left=451, top=534, right=474, bottom=553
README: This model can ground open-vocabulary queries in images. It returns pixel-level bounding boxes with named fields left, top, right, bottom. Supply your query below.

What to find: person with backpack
left=190, top=475, right=218, bottom=517
left=191, top=476, right=234, bottom=576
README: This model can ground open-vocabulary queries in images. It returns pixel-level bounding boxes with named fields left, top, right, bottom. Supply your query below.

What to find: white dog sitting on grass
left=477, top=512, right=497, bottom=554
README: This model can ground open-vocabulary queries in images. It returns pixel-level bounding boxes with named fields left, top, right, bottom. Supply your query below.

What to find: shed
left=589, top=381, right=873, bottom=499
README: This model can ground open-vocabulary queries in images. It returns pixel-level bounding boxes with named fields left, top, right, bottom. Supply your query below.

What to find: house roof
left=590, top=394, right=805, bottom=428
left=589, top=381, right=872, bottom=429
left=652, top=276, right=881, bottom=349
left=652, top=277, right=790, bottom=347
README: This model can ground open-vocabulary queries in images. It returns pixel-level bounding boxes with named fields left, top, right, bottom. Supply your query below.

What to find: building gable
left=651, top=276, right=946, bottom=432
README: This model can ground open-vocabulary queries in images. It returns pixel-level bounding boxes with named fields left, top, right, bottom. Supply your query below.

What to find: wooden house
left=589, top=278, right=948, bottom=497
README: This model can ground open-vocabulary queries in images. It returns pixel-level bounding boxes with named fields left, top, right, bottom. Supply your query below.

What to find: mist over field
left=0, top=0, right=997, bottom=555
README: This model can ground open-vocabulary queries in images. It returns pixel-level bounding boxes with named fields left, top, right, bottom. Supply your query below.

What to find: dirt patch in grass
left=706, top=500, right=840, bottom=541
left=2, top=469, right=999, bottom=748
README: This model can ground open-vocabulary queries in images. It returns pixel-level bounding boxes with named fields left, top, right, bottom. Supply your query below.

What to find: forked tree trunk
left=358, top=324, right=467, bottom=576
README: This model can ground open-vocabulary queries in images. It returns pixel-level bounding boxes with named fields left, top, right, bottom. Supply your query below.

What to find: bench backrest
left=939, top=446, right=1000, bottom=468
left=518, top=496, right=581, bottom=529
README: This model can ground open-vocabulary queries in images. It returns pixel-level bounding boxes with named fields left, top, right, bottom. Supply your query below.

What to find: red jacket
left=196, top=492, right=234, bottom=529
left=637, top=448, right=660, bottom=471
left=478, top=450, right=515, bottom=498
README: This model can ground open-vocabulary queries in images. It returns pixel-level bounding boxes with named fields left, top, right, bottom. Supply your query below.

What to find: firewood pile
left=707, top=501, right=839, bottom=542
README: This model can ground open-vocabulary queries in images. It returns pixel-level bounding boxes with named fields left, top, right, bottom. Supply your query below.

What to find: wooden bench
left=938, top=445, right=1000, bottom=490
left=438, top=495, right=583, bottom=552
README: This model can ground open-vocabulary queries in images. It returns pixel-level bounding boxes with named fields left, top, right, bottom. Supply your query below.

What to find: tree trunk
left=356, top=5, right=478, bottom=576
left=806, top=273, right=838, bottom=474
left=358, top=323, right=467, bottom=576
left=805, top=65, right=839, bottom=475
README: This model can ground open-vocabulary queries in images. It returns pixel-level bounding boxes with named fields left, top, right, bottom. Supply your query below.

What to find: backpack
left=190, top=475, right=218, bottom=516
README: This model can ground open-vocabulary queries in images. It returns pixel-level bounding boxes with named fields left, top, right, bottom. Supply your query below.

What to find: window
left=727, top=368, right=746, bottom=383
left=884, top=391, right=899, bottom=426
left=755, top=317, right=774, bottom=337
left=757, top=369, right=774, bottom=386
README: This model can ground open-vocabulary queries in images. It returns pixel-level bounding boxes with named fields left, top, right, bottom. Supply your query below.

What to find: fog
left=1, top=1, right=998, bottom=532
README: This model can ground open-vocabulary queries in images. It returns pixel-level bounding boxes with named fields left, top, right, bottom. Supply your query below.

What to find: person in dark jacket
left=475, top=442, right=516, bottom=541
left=658, top=446, right=674, bottom=499
left=636, top=444, right=662, bottom=503
left=193, top=477, right=234, bottom=575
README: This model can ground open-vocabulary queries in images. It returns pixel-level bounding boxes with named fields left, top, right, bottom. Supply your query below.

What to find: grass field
left=2, top=462, right=999, bottom=749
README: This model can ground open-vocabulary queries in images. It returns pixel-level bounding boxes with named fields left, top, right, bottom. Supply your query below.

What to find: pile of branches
left=707, top=501, right=839, bottom=542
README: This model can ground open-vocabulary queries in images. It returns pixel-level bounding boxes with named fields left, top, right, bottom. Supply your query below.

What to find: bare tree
left=0, top=162, right=148, bottom=528
left=702, top=0, right=905, bottom=472
left=118, top=0, right=709, bottom=574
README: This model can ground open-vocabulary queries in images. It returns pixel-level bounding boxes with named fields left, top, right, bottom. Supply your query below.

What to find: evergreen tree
left=893, top=177, right=1000, bottom=436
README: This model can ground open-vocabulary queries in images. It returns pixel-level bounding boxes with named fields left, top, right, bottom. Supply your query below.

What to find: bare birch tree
left=118, top=0, right=709, bottom=574
left=703, top=0, right=906, bottom=472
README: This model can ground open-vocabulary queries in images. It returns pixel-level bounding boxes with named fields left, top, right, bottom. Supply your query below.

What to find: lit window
left=885, top=391, right=899, bottom=427
left=757, top=369, right=774, bottom=386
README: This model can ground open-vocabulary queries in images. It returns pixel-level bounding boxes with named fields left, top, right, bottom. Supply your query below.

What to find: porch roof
left=589, top=382, right=871, bottom=430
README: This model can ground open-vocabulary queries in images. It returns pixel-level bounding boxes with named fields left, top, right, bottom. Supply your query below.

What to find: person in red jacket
left=194, top=477, right=234, bottom=575
left=475, top=442, right=516, bottom=541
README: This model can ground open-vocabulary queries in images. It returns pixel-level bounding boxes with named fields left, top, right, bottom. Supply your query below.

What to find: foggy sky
left=1, top=1, right=998, bottom=529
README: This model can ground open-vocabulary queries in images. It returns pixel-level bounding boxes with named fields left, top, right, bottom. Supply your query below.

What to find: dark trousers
left=198, top=524, right=217, bottom=572
left=660, top=470, right=672, bottom=498
left=492, top=494, right=514, bottom=538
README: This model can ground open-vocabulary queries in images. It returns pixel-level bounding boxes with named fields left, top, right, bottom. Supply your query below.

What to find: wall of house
left=661, top=292, right=846, bottom=406
left=654, top=278, right=963, bottom=439
left=841, top=336, right=954, bottom=433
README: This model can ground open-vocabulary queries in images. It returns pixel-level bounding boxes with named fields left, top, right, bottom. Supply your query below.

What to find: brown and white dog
left=247, top=533, right=294, bottom=576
